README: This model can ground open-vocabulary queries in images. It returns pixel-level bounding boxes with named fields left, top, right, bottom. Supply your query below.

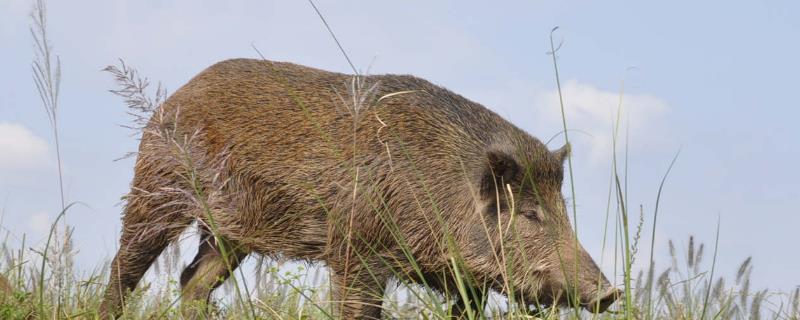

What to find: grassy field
left=2, top=1, right=799, bottom=319
left=2, top=228, right=798, bottom=319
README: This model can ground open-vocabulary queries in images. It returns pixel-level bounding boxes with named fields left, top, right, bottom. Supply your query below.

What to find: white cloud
left=0, top=122, right=49, bottom=170
left=534, top=80, right=670, bottom=165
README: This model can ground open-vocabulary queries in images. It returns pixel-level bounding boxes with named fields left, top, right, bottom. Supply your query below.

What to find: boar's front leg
left=450, top=289, right=487, bottom=319
left=420, top=271, right=487, bottom=319
left=329, top=257, right=390, bottom=319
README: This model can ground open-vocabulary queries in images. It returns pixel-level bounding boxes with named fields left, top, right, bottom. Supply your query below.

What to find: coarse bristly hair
left=95, top=58, right=623, bottom=319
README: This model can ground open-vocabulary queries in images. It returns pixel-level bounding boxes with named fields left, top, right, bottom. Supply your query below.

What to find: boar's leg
left=329, top=258, right=391, bottom=319
left=515, top=295, right=545, bottom=316
left=450, top=289, right=487, bottom=319
left=420, top=272, right=487, bottom=319
left=99, top=194, right=193, bottom=319
left=179, top=225, right=248, bottom=319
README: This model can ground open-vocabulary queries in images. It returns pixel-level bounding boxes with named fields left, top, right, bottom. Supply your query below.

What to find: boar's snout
left=541, top=245, right=621, bottom=313
left=573, top=253, right=622, bottom=313
left=582, top=287, right=623, bottom=313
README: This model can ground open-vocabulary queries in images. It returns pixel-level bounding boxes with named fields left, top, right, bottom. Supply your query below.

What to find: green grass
left=3, top=224, right=799, bottom=319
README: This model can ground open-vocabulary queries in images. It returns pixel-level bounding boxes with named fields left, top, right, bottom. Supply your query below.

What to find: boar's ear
left=480, top=151, right=519, bottom=197
left=553, top=143, right=571, bottom=163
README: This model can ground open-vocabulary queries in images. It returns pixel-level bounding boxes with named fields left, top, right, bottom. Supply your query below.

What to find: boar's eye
left=519, top=208, right=541, bottom=221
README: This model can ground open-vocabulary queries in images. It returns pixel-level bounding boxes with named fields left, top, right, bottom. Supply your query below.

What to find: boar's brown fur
left=99, top=59, right=620, bottom=319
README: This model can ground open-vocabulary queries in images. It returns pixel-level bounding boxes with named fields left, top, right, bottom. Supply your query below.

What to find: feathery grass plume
left=694, top=243, right=704, bottom=274
left=737, top=256, right=753, bottom=284
left=633, top=236, right=800, bottom=320
left=750, top=289, right=767, bottom=320
left=668, top=240, right=677, bottom=270
left=103, top=61, right=167, bottom=140
left=634, top=269, right=643, bottom=301
left=30, top=0, right=63, bottom=208
left=629, top=204, right=645, bottom=267
left=739, top=259, right=753, bottom=313
left=30, top=0, right=79, bottom=317
left=656, top=269, right=671, bottom=305
left=687, top=236, right=695, bottom=269
left=712, top=278, right=725, bottom=301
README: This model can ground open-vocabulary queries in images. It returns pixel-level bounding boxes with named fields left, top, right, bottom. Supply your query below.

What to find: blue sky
left=1, top=0, right=798, bottom=295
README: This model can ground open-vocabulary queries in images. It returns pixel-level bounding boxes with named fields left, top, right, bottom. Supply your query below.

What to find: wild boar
left=99, top=58, right=620, bottom=319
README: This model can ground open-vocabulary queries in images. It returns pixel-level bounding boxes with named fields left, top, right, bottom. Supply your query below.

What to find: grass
left=1, top=0, right=799, bottom=319
left=4, top=224, right=798, bottom=319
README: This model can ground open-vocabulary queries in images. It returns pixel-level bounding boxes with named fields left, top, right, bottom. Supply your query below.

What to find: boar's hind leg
left=179, top=224, right=248, bottom=319
left=99, top=194, right=193, bottom=319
